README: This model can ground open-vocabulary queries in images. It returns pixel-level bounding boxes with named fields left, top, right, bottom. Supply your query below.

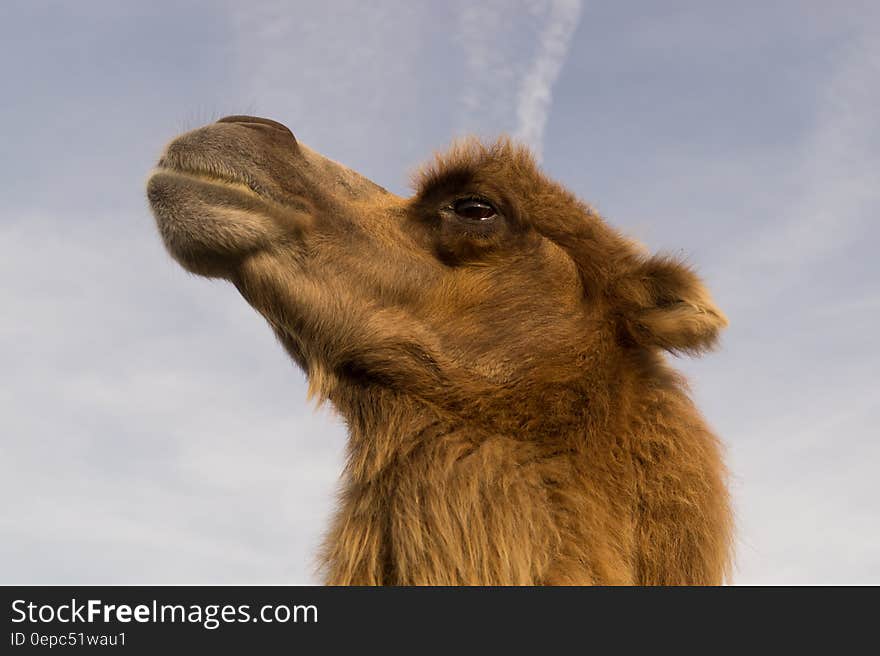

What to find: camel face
left=147, top=116, right=603, bottom=406
left=147, top=116, right=733, bottom=584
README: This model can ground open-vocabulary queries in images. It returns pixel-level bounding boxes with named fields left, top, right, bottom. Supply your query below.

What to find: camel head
left=147, top=116, right=726, bottom=424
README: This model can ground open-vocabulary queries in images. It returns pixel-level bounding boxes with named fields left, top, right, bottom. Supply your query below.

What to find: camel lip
left=152, top=156, right=268, bottom=200
left=147, top=167, right=269, bottom=210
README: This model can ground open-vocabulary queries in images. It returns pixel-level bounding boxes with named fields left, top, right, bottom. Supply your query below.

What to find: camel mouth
left=154, top=152, right=269, bottom=201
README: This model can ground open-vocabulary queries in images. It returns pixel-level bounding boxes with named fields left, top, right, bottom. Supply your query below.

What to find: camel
left=147, top=115, right=733, bottom=585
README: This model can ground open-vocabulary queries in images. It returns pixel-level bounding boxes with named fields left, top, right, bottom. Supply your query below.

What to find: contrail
left=514, top=0, right=583, bottom=162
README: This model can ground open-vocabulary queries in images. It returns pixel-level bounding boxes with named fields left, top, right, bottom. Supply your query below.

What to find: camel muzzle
left=146, top=115, right=393, bottom=278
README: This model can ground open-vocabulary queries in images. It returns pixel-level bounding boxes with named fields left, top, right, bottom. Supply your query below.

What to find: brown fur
left=147, top=116, right=733, bottom=585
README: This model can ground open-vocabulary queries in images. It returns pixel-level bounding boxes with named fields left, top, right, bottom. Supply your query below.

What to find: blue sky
left=1, top=1, right=878, bottom=583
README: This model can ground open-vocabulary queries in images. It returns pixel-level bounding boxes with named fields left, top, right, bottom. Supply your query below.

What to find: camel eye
left=452, top=198, right=497, bottom=221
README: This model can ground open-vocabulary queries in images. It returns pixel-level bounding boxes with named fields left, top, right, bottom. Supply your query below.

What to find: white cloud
left=715, top=28, right=880, bottom=310
left=513, top=0, right=583, bottom=160
left=697, top=27, right=880, bottom=583
left=0, top=210, right=347, bottom=583
left=455, top=0, right=582, bottom=159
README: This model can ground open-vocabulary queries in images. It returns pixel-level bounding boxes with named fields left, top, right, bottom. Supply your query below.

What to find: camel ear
left=617, top=255, right=727, bottom=355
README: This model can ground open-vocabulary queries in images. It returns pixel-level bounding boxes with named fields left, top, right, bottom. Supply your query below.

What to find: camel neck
left=333, top=384, right=449, bottom=484
left=330, top=378, right=599, bottom=485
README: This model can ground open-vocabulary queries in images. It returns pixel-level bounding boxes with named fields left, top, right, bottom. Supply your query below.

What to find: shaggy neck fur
left=319, top=350, right=729, bottom=586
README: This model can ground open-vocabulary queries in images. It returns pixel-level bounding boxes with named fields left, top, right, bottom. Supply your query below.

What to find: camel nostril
left=216, top=115, right=296, bottom=140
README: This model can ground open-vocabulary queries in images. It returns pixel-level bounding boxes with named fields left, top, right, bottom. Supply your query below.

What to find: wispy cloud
left=0, top=209, right=347, bottom=583
left=715, top=27, right=880, bottom=310
left=514, top=0, right=583, bottom=161
left=455, top=1, right=522, bottom=135
left=456, top=0, right=582, bottom=159
left=696, top=24, right=880, bottom=583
